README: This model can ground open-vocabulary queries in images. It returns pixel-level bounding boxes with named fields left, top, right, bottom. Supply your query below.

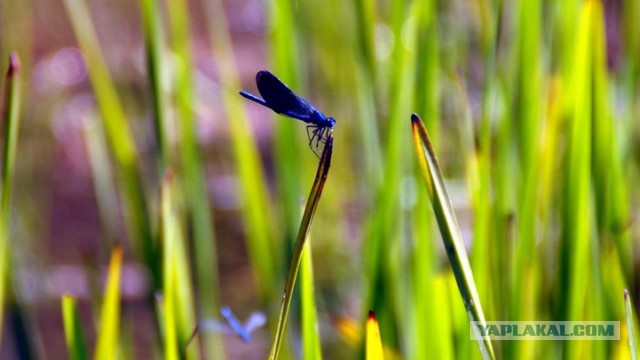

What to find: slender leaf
left=269, top=135, right=333, bottom=360
left=366, top=311, right=384, bottom=360
left=95, top=245, right=123, bottom=360
left=61, top=295, right=89, bottom=360
left=411, top=114, right=494, bottom=360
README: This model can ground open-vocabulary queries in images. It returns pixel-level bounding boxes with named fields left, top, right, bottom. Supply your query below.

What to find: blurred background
left=0, top=0, right=639, bottom=358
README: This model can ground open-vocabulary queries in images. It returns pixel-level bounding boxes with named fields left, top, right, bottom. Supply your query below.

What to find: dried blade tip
left=8, top=52, right=20, bottom=75
left=367, top=310, right=376, bottom=321
left=411, top=113, right=421, bottom=122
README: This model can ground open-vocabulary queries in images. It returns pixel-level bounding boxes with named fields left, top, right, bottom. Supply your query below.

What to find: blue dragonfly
left=240, top=70, right=335, bottom=156
left=193, top=306, right=267, bottom=343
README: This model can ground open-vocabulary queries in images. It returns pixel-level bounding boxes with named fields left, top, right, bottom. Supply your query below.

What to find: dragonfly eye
left=328, top=117, right=336, bottom=128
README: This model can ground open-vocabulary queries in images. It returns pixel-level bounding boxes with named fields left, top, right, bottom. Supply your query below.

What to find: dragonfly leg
left=314, top=127, right=325, bottom=152
left=307, top=126, right=323, bottom=158
left=306, top=125, right=316, bottom=146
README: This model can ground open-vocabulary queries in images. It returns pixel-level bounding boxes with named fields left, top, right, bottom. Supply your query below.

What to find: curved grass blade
left=269, top=135, right=333, bottom=360
left=61, top=295, right=89, bottom=360
left=625, top=290, right=639, bottom=360
left=410, top=114, right=495, bottom=360
left=366, top=311, right=384, bottom=360
left=95, top=244, right=123, bottom=360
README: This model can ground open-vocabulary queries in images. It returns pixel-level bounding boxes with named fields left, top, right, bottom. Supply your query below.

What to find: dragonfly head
left=328, top=117, right=336, bottom=128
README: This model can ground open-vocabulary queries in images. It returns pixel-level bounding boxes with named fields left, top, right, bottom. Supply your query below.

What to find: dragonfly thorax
left=310, top=110, right=335, bottom=128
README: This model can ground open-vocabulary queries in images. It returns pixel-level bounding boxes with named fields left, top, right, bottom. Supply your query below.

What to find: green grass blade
left=204, top=0, right=278, bottom=302
left=164, top=0, right=225, bottom=357
left=589, top=0, right=631, bottom=280
left=139, top=0, right=169, bottom=170
left=269, top=135, right=334, bottom=360
left=61, top=295, right=89, bottom=360
left=364, top=2, right=416, bottom=349
left=268, top=0, right=304, bottom=266
left=625, top=290, right=639, bottom=360
left=411, top=114, right=494, bottom=360
left=95, top=245, right=123, bottom=360
left=559, top=4, right=595, bottom=358
left=301, top=241, right=322, bottom=360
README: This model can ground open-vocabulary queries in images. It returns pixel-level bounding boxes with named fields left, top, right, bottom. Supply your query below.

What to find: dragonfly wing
left=256, top=70, right=316, bottom=118
left=243, top=312, right=267, bottom=333
left=239, top=91, right=269, bottom=107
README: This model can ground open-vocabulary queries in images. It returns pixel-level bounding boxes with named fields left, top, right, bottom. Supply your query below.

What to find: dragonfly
left=240, top=70, right=335, bottom=156
left=192, top=306, right=267, bottom=343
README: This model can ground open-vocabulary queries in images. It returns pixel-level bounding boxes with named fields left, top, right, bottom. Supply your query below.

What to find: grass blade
left=160, top=172, right=199, bottom=359
left=1, top=53, right=34, bottom=360
left=95, top=245, right=123, bottom=360
left=139, top=0, right=169, bottom=170
left=204, top=0, right=278, bottom=302
left=62, top=0, right=155, bottom=282
left=0, top=53, right=20, bottom=339
left=61, top=295, right=89, bottom=360
left=366, top=311, right=384, bottom=360
left=164, top=0, right=225, bottom=357
left=269, top=135, right=334, bottom=360
left=410, top=114, right=495, bottom=360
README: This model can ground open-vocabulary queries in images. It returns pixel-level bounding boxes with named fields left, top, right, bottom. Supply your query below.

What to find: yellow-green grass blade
left=161, top=172, right=199, bottom=359
left=62, top=295, right=89, bottom=360
left=165, top=0, right=224, bottom=357
left=61, top=0, right=155, bottom=282
left=204, top=0, right=277, bottom=302
left=561, top=2, right=596, bottom=357
left=366, top=311, right=384, bottom=360
left=269, top=135, right=333, bottom=360
left=625, top=290, right=639, bottom=360
left=301, top=241, right=322, bottom=360
left=0, top=51, right=21, bottom=351
left=411, top=114, right=495, bottom=360
left=95, top=245, right=123, bottom=360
